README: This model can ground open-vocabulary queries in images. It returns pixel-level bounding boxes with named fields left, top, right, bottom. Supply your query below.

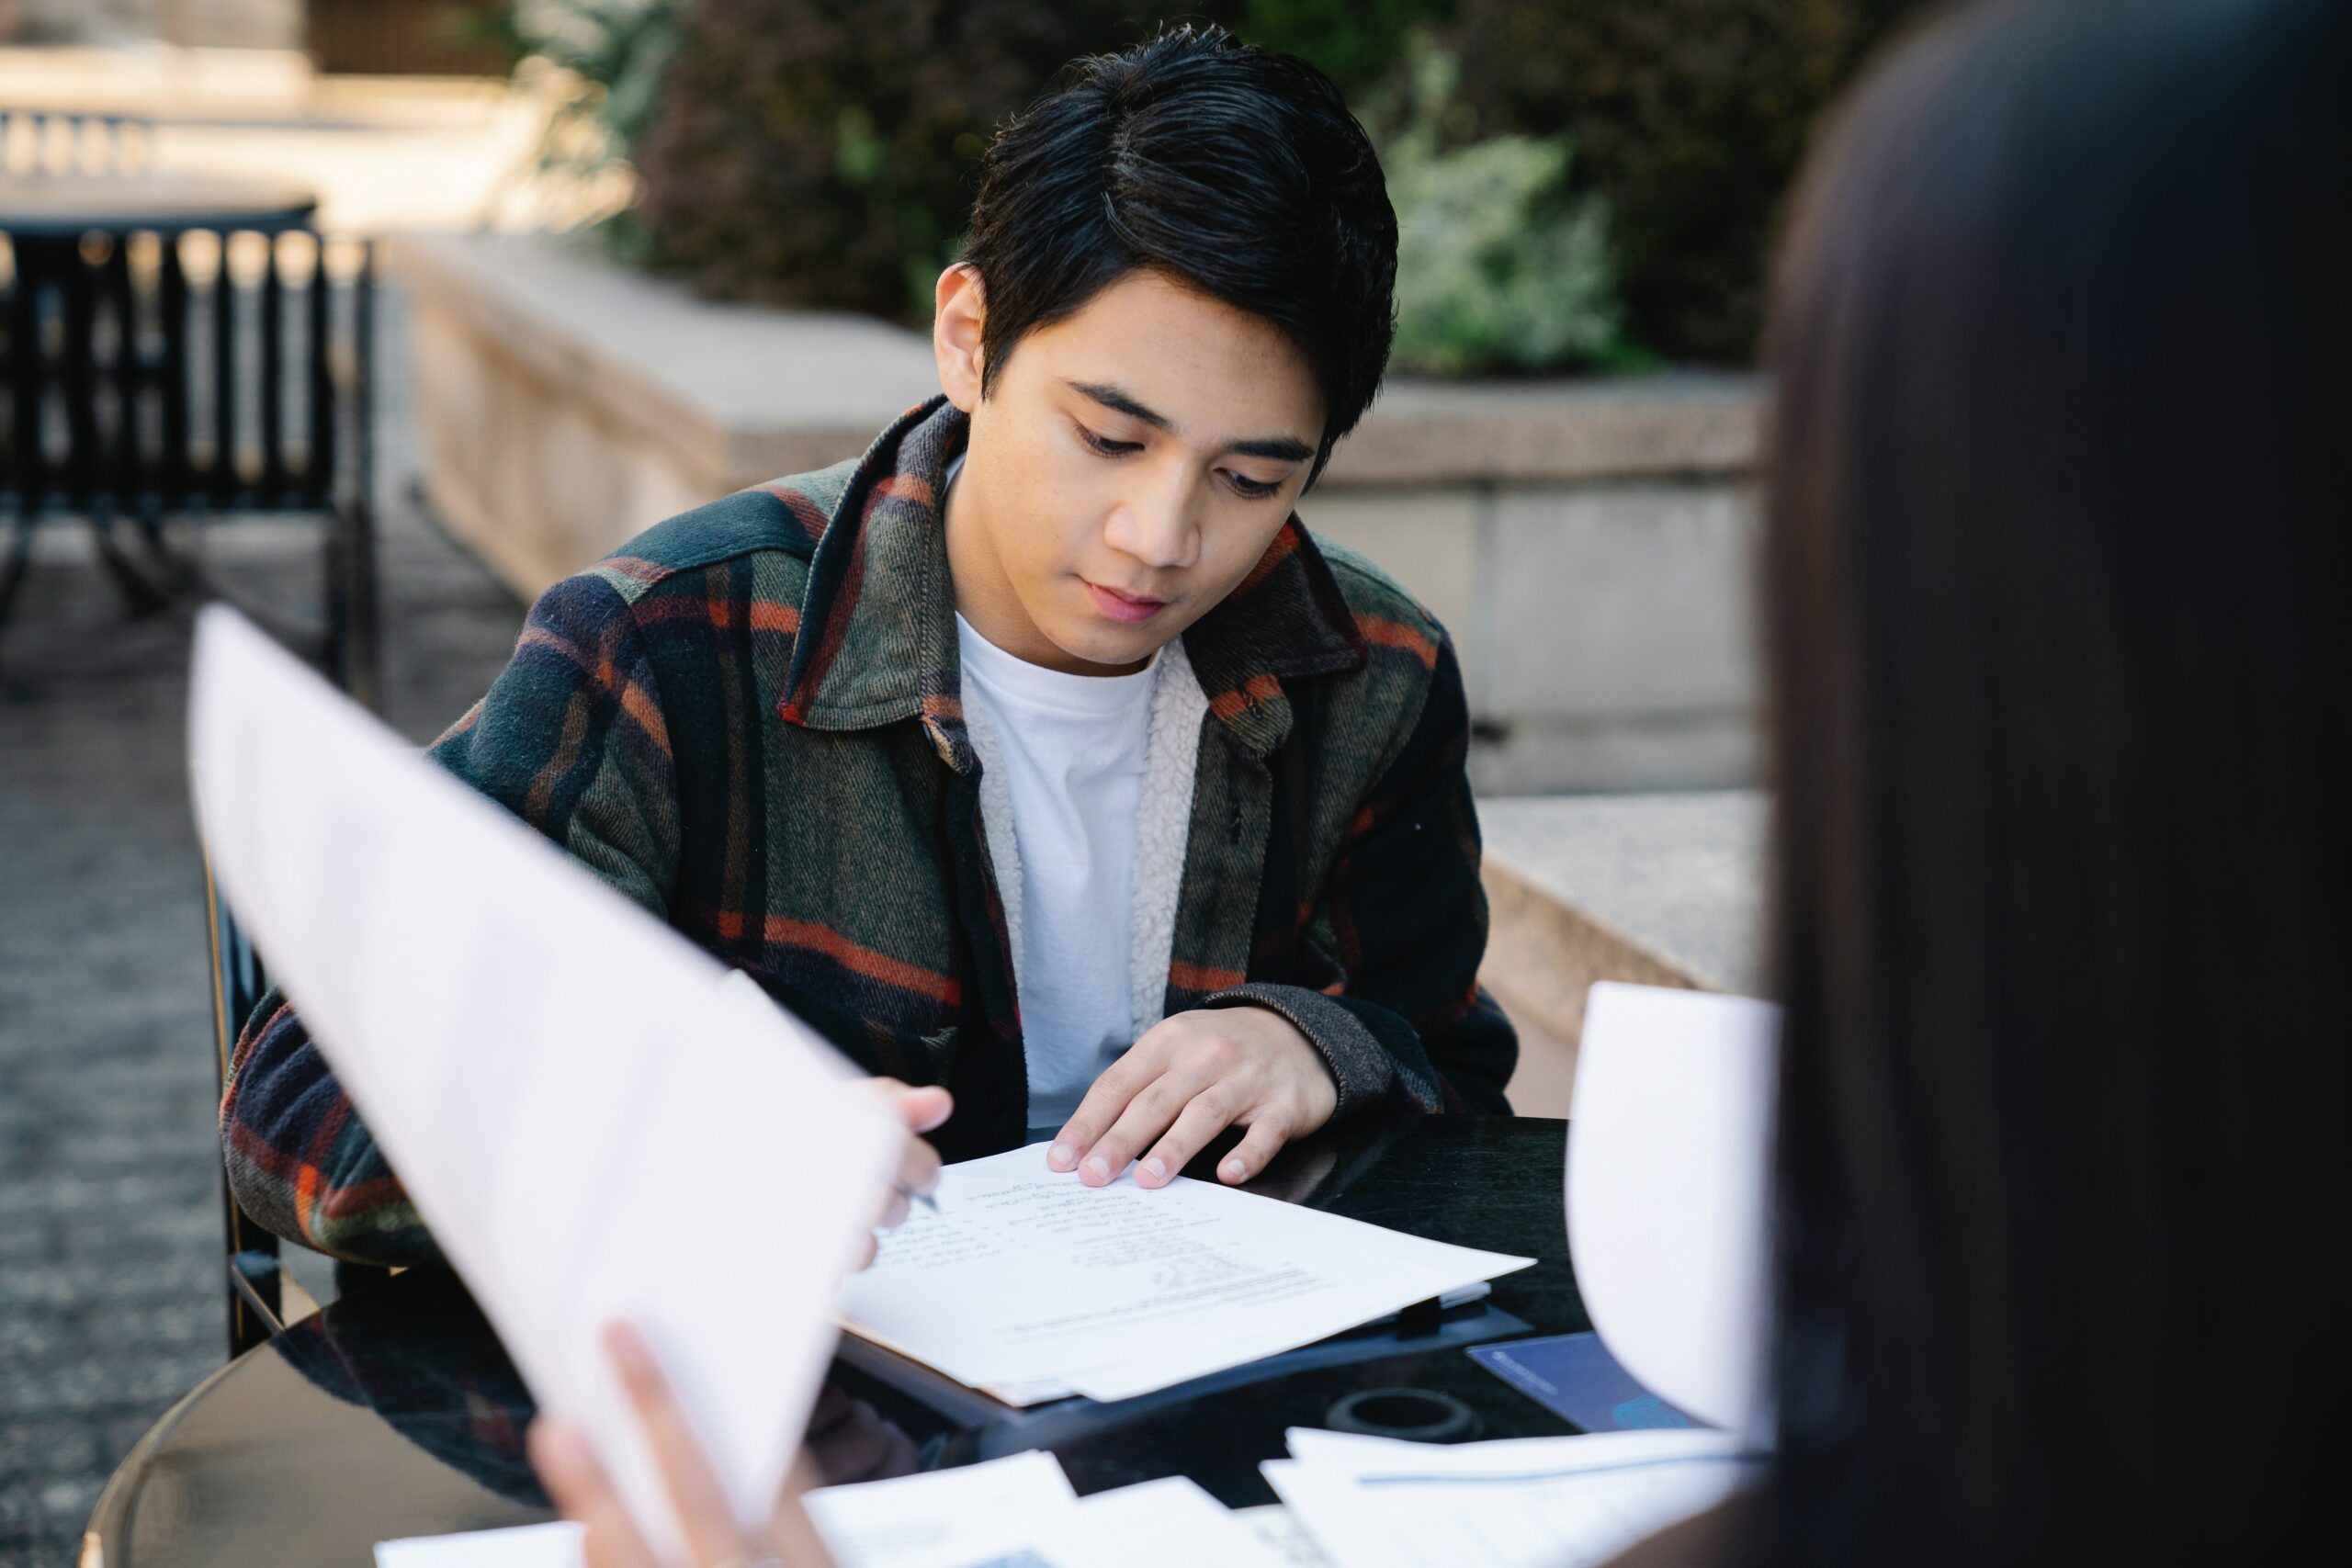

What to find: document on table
left=190, top=607, right=903, bottom=1564
left=805, top=1450, right=1077, bottom=1568
left=1265, top=1427, right=1765, bottom=1568
left=378, top=1452, right=1288, bottom=1568
left=837, top=1143, right=1534, bottom=1404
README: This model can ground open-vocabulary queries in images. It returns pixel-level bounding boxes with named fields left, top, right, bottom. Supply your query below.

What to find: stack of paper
left=189, top=608, right=902, bottom=1561
left=379, top=1451, right=1291, bottom=1568
left=1264, top=1427, right=1764, bottom=1568
left=836, top=1144, right=1535, bottom=1404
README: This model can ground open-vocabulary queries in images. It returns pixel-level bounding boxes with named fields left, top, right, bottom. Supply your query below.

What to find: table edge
left=81, top=1346, right=262, bottom=1568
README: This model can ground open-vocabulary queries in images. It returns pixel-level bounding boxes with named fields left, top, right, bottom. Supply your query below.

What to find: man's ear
left=933, top=264, right=987, bottom=414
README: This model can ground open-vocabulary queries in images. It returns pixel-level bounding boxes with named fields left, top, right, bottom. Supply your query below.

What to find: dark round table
left=85, top=1114, right=1584, bottom=1567
left=0, top=173, right=317, bottom=237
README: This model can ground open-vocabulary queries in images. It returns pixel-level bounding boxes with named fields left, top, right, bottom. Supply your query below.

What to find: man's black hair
left=962, top=24, right=1398, bottom=484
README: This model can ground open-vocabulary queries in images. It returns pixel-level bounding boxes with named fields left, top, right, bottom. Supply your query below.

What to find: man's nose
left=1103, top=464, right=1202, bottom=571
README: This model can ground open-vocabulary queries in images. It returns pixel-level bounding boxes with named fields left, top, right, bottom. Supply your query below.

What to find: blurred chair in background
left=0, top=176, right=379, bottom=702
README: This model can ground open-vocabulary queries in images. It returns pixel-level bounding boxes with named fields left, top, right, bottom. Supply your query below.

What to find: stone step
left=1476, top=789, right=1765, bottom=1117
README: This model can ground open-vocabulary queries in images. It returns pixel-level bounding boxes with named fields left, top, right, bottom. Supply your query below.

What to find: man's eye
left=1076, top=423, right=1141, bottom=457
left=1226, top=471, right=1282, bottom=500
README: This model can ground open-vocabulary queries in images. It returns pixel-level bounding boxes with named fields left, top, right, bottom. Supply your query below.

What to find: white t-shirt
left=955, top=612, right=1158, bottom=1135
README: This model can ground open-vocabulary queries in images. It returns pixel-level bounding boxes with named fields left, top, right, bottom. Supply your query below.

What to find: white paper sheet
left=837, top=1143, right=1534, bottom=1404
left=376, top=1522, right=584, bottom=1568
left=1566, top=984, right=1780, bottom=1442
left=1035, top=1475, right=1293, bottom=1568
left=373, top=1459, right=1295, bottom=1568
left=190, top=607, right=902, bottom=1563
left=1266, top=1427, right=1763, bottom=1568
left=805, top=1450, right=1077, bottom=1568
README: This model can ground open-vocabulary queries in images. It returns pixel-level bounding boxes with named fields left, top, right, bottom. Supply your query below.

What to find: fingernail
left=1084, top=1155, right=1109, bottom=1180
left=1223, top=1157, right=1245, bottom=1179
left=1143, top=1156, right=1168, bottom=1183
left=1048, top=1143, right=1072, bottom=1169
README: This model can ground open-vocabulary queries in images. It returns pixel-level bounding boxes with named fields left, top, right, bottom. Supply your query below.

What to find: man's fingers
left=527, top=1417, right=662, bottom=1568
left=1048, top=1043, right=1163, bottom=1171
left=1216, top=1118, right=1292, bottom=1186
left=1081, top=1068, right=1208, bottom=1186
left=603, top=1322, right=749, bottom=1567
left=1136, top=1091, right=1238, bottom=1189
left=873, top=1188, right=910, bottom=1233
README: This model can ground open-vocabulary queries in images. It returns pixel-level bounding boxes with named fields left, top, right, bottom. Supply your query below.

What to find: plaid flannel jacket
left=220, top=397, right=1517, bottom=1266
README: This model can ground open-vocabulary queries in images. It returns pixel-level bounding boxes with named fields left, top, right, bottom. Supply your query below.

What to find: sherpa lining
left=958, top=637, right=1206, bottom=1043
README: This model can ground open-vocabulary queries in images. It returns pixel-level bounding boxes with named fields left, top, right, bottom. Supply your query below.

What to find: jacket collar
left=778, top=396, right=1366, bottom=764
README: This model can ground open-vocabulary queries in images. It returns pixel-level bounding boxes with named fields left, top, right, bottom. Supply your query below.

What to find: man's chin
left=1045, top=626, right=1171, bottom=673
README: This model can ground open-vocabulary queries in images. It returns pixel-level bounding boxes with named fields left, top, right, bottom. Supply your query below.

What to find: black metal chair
left=204, top=836, right=392, bottom=1359
left=0, top=109, right=153, bottom=175
left=0, top=218, right=380, bottom=705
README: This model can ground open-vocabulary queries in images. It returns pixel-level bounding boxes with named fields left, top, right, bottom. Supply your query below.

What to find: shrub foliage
left=612, top=0, right=1928, bottom=366
left=1450, top=0, right=1928, bottom=362
left=629, top=1, right=1246, bottom=321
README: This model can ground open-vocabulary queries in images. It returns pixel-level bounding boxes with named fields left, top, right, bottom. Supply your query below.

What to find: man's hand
left=1047, top=1007, right=1337, bottom=1190
left=854, top=1078, right=951, bottom=1268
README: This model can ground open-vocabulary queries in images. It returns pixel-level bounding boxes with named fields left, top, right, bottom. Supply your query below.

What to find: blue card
left=1469, top=1332, right=1701, bottom=1431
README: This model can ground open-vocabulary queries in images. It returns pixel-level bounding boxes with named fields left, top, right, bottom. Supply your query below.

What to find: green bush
left=1374, top=40, right=1624, bottom=376
left=517, top=0, right=1926, bottom=371
left=1447, top=0, right=1929, bottom=364
left=1236, top=0, right=1458, bottom=97
left=628, top=1, right=1257, bottom=321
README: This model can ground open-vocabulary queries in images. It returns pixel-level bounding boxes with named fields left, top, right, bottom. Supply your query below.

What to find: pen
left=898, top=1181, right=941, bottom=1215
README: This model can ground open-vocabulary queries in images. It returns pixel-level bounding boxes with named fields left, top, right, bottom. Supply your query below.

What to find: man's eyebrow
left=1069, top=380, right=1172, bottom=432
left=1066, top=380, right=1314, bottom=465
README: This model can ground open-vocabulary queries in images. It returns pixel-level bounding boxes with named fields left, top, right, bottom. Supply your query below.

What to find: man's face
left=937, top=266, right=1327, bottom=675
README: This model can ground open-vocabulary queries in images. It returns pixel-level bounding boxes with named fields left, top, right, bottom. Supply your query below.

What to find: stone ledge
left=389, top=230, right=1759, bottom=499
left=386, top=231, right=944, bottom=498
left=1476, top=790, right=1766, bottom=1102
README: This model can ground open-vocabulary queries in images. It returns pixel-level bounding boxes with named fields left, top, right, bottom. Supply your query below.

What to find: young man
left=221, top=25, right=1516, bottom=1268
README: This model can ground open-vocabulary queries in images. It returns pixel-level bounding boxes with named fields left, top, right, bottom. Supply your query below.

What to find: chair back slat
left=259, top=236, right=286, bottom=506
left=209, top=238, right=237, bottom=508
left=159, top=235, right=192, bottom=507
left=306, top=240, right=335, bottom=507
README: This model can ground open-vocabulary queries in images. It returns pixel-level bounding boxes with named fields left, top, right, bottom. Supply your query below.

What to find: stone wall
left=392, top=231, right=1762, bottom=795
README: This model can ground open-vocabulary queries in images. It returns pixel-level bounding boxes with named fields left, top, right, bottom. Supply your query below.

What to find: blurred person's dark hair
left=960, top=24, right=1398, bottom=483
left=1758, top=0, right=2347, bottom=1563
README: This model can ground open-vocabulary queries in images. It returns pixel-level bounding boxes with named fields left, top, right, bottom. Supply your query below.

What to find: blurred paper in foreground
left=189, top=606, right=900, bottom=1564
left=1567, top=983, right=1779, bottom=1443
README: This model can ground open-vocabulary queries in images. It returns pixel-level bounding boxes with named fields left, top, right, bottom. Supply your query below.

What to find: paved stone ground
left=0, top=287, right=524, bottom=1566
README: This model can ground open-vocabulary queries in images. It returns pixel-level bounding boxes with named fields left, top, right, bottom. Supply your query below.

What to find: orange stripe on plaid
left=753, top=482, right=833, bottom=544
left=514, top=626, right=673, bottom=760
left=1209, top=671, right=1284, bottom=721
left=1235, top=524, right=1301, bottom=594
left=763, top=916, right=964, bottom=1005
left=630, top=595, right=801, bottom=637
left=1169, top=959, right=1247, bottom=993
left=1358, top=615, right=1440, bottom=669
left=601, top=556, right=667, bottom=582
left=867, top=474, right=935, bottom=512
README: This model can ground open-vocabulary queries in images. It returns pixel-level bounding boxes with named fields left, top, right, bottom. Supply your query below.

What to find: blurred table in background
left=0, top=173, right=314, bottom=236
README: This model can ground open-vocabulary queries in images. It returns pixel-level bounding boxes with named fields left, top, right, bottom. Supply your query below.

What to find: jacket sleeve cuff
left=1198, top=983, right=1396, bottom=1118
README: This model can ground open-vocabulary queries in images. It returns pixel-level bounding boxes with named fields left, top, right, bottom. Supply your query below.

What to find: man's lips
left=1083, top=580, right=1169, bottom=625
